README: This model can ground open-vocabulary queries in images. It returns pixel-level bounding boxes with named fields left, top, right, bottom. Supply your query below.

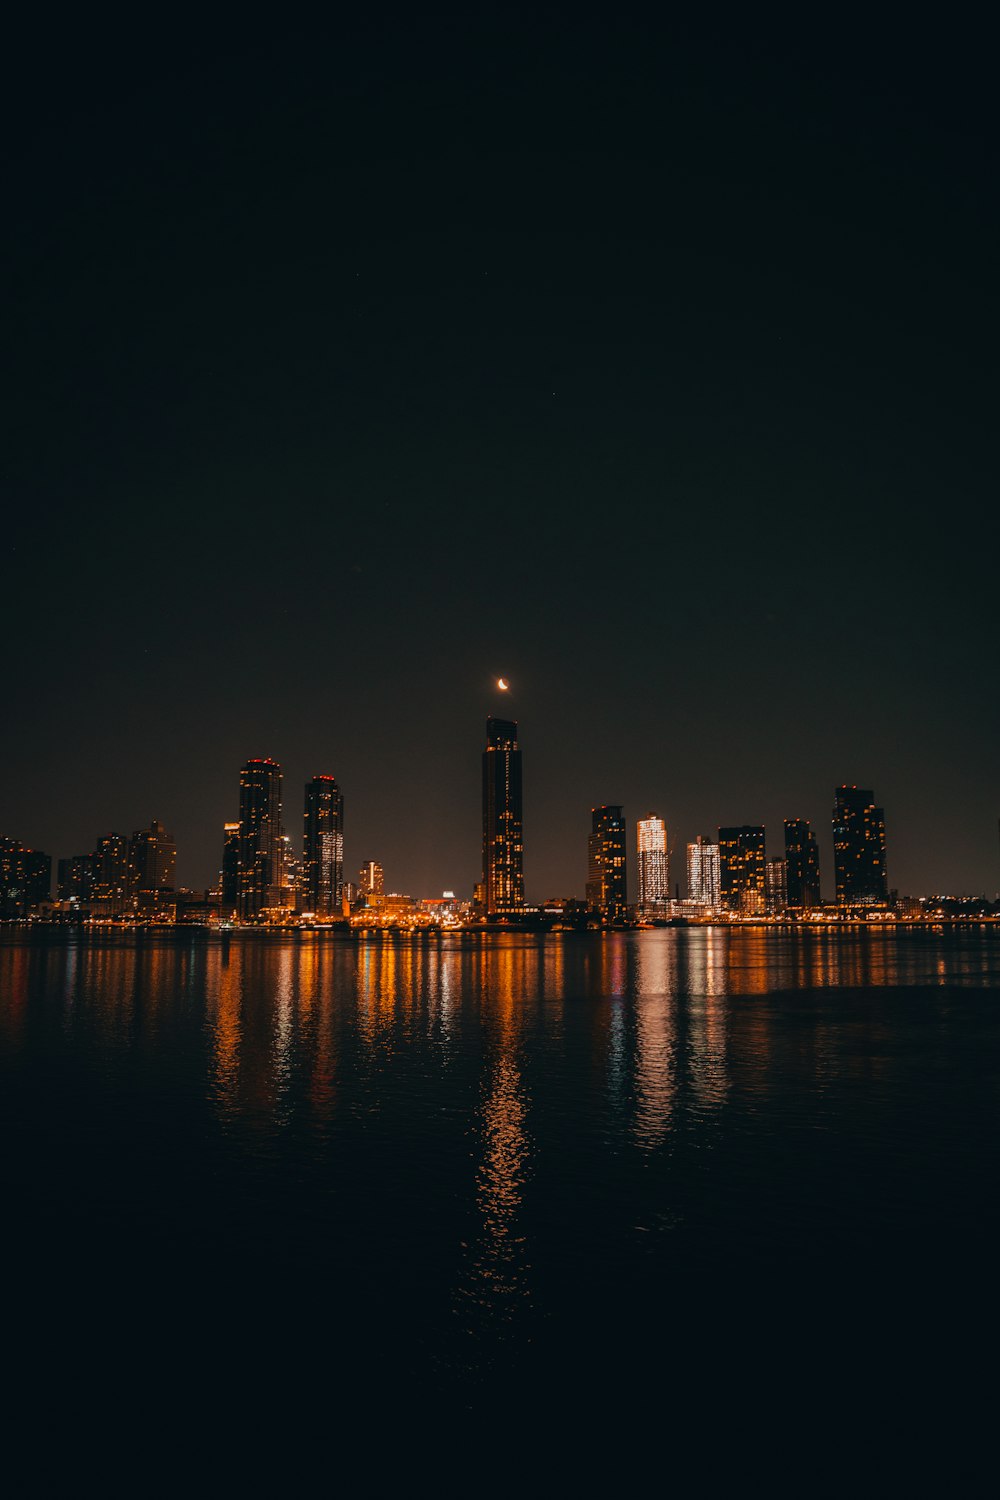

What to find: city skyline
left=3, top=8, right=995, bottom=1460
left=5, top=726, right=998, bottom=913
left=3, top=13, right=997, bottom=902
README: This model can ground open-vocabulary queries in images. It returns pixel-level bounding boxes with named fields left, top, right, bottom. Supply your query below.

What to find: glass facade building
left=687, top=836, right=721, bottom=908
left=784, top=818, right=821, bottom=909
left=718, top=825, right=767, bottom=914
left=482, top=717, right=524, bottom=917
left=303, top=775, right=345, bottom=916
left=238, top=758, right=283, bottom=921
left=587, top=805, right=627, bottom=923
left=832, top=786, right=887, bottom=905
left=636, top=814, right=670, bottom=921
left=221, top=823, right=241, bottom=911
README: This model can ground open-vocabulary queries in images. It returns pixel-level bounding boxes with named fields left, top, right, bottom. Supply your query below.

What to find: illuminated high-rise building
left=687, top=836, right=720, bottom=908
left=128, top=819, right=176, bottom=908
left=765, top=857, right=787, bottom=914
left=833, top=786, right=887, bottom=906
left=279, top=836, right=301, bottom=909
left=784, top=818, right=821, bottom=909
left=359, top=860, right=384, bottom=899
left=0, top=838, right=51, bottom=917
left=636, top=814, right=670, bottom=921
left=58, top=852, right=95, bottom=902
left=587, top=805, right=627, bottom=923
left=221, top=823, right=241, bottom=911
left=92, top=833, right=130, bottom=914
left=303, top=775, right=344, bottom=916
left=238, top=758, right=283, bottom=920
left=718, top=826, right=766, bottom=914
left=482, top=717, right=524, bottom=917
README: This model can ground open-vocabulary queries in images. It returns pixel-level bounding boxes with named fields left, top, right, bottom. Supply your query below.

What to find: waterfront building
left=0, top=838, right=51, bottom=917
left=279, top=835, right=301, bottom=909
left=57, top=853, right=96, bottom=902
left=784, top=818, right=821, bottom=909
left=359, top=860, right=384, bottom=900
left=482, top=717, right=524, bottom=917
left=303, top=775, right=344, bottom=916
left=92, top=833, right=130, bottom=914
left=636, top=814, right=670, bottom=921
left=587, top=805, right=627, bottom=923
left=718, top=826, right=766, bottom=914
left=128, top=819, right=176, bottom=909
left=687, top=836, right=721, bottom=908
left=221, top=823, right=240, bottom=911
left=238, top=758, right=283, bottom=920
left=765, top=857, right=788, bottom=914
left=833, top=786, right=887, bottom=905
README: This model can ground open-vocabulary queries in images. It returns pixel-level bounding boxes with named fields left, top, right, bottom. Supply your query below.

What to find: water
left=3, top=927, right=998, bottom=1467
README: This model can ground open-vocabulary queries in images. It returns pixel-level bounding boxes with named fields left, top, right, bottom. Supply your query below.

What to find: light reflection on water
left=454, top=943, right=533, bottom=1363
left=2, top=925, right=999, bottom=1392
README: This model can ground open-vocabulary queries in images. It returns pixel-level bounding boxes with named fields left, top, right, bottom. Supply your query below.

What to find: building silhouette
left=359, top=860, right=384, bottom=899
left=92, top=833, right=130, bottom=915
left=57, top=852, right=96, bottom=903
left=833, top=786, right=887, bottom=905
left=687, top=836, right=721, bottom=908
left=718, top=826, right=766, bottom=914
left=587, top=805, right=627, bottom=923
left=238, top=758, right=283, bottom=920
left=636, top=814, right=670, bottom=921
left=482, top=717, right=524, bottom=917
left=0, top=838, right=51, bottom=917
left=303, top=775, right=344, bottom=916
left=128, top=819, right=176, bottom=910
left=221, top=823, right=240, bottom=912
left=784, top=818, right=821, bottom=909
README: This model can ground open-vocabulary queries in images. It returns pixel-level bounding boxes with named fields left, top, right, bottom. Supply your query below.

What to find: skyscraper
left=587, top=805, right=627, bottom=923
left=303, top=775, right=344, bottom=916
left=482, top=717, right=524, bottom=917
left=765, top=857, right=788, bottom=914
left=784, top=818, right=821, bottom=909
left=238, top=758, right=283, bottom=921
left=92, top=833, right=130, bottom=915
left=832, top=786, right=887, bottom=906
left=687, top=836, right=721, bottom=909
left=57, top=852, right=95, bottom=903
left=636, top=814, right=670, bottom=921
left=718, top=826, right=767, bottom=914
left=221, top=823, right=240, bottom=911
left=0, top=838, right=51, bottom=917
left=359, top=860, right=384, bottom=899
left=128, top=819, right=176, bottom=909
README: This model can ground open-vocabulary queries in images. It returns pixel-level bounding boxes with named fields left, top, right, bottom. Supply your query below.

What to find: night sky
left=4, top=8, right=996, bottom=900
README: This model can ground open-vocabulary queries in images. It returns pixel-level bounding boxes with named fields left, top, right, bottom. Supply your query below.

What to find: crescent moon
left=497, top=677, right=509, bottom=690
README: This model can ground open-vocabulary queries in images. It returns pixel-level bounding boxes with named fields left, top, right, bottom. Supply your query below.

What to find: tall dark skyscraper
left=784, top=818, right=821, bottom=909
left=238, top=758, right=283, bottom=921
left=587, top=805, right=627, bottom=923
left=718, top=825, right=767, bottom=914
left=482, top=717, right=524, bottom=917
left=57, top=852, right=95, bottom=903
left=220, top=823, right=240, bottom=912
left=833, top=786, right=888, bottom=906
left=303, top=775, right=345, bottom=917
